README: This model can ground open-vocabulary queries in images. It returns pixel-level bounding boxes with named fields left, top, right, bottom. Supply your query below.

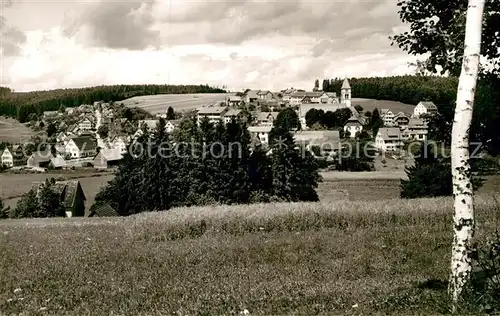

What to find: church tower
left=340, top=78, right=351, bottom=107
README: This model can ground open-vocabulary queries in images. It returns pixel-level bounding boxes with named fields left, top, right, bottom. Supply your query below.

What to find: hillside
left=0, top=84, right=226, bottom=122
left=1, top=197, right=498, bottom=314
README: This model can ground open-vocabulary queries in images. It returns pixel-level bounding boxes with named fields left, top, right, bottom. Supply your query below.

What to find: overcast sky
left=0, top=0, right=418, bottom=92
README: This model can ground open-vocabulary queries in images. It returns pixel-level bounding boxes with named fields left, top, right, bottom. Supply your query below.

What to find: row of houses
left=229, top=78, right=353, bottom=108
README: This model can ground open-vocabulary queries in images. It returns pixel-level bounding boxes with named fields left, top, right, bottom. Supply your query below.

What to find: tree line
left=0, top=84, right=226, bottom=123
left=321, top=76, right=500, bottom=155
left=91, top=117, right=321, bottom=216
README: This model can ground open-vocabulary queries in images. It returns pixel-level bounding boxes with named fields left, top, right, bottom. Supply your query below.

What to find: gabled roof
left=88, top=203, right=119, bottom=217
left=341, top=78, right=351, bottom=89
left=29, top=150, right=54, bottom=164
left=293, top=130, right=341, bottom=149
left=377, top=127, right=402, bottom=141
left=408, top=118, right=427, bottom=127
left=291, top=91, right=323, bottom=98
left=70, top=135, right=98, bottom=151
left=166, top=119, right=182, bottom=126
left=257, top=90, right=272, bottom=95
left=224, top=109, right=242, bottom=117
left=97, top=148, right=123, bottom=162
left=50, top=156, right=67, bottom=168
left=244, top=90, right=260, bottom=99
left=35, top=180, right=85, bottom=210
left=394, top=112, right=409, bottom=120
left=258, top=111, right=279, bottom=122
left=419, top=101, right=438, bottom=110
left=197, top=106, right=228, bottom=115
left=344, top=115, right=363, bottom=127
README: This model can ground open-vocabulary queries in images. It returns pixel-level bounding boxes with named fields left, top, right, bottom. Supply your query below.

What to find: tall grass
left=1, top=195, right=499, bottom=315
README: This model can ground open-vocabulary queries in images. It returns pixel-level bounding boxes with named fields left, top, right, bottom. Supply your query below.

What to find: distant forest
left=0, top=84, right=226, bottom=122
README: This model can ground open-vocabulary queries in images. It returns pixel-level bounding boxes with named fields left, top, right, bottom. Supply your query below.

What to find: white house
left=380, top=109, right=395, bottom=126
left=65, top=136, right=98, bottom=159
left=343, top=115, right=364, bottom=138
left=196, top=106, right=228, bottom=125
left=413, top=101, right=438, bottom=117
left=406, top=118, right=428, bottom=141
left=110, top=136, right=128, bottom=154
left=248, top=126, right=272, bottom=145
left=226, top=96, right=242, bottom=106
left=165, top=120, right=181, bottom=133
left=257, top=90, right=274, bottom=100
left=257, top=112, right=279, bottom=126
left=375, top=127, right=404, bottom=152
left=77, top=117, right=94, bottom=131
left=281, top=88, right=297, bottom=102
left=1, top=147, right=13, bottom=167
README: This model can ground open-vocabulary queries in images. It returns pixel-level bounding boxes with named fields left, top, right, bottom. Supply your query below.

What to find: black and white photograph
left=1, top=0, right=499, bottom=314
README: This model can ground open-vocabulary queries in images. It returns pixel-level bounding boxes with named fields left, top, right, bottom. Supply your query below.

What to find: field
left=120, top=93, right=233, bottom=114
left=352, top=98, right=415, bottom=115
left=1, top=196, right=499, bottom=314
left=0, top=117, right=38, bottom=144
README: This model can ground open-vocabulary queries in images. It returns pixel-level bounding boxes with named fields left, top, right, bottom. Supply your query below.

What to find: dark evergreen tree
left=401, top=142, right=453, bottom=198
left=371, top=108, right=383, bottom=137
left=270, top=126, right=321, bottom=201
left=46, top=122, right=57, bottom=138
left=166, top=106, right=175, bottom=120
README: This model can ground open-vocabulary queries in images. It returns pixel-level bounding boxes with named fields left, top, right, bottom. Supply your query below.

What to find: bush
left=466, top=230, right=500, bottom=313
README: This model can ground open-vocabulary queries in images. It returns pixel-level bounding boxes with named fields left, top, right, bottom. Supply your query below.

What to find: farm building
left=93, top=148, right=123, bottom=169
left=88, top=203, right=119, bottom=217
left=226, top=96, right=242, bottom=106
left=48, top=156, right=67, bottom=170
left=65, top=135, right=98, bottom=159
left=27, top=150, right=54, bottom=169
left=33, top=180, right=86, bottom=217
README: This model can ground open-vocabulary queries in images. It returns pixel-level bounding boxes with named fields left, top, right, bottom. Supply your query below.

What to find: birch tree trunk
left=449, top=0, right=485, bottom=311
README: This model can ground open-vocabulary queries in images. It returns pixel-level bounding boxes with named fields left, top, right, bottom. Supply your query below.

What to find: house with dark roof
left=406, top=118, right=428, bottom=141
left=394, top=112, right=410, bottom=128
left=257, top=112, right=279, bottom=126
left=413, top=101, right=438, bottom=117
left=88, top=203, right=119, bottom=217
left=375, top=127, right=404, bottom=152
left=35, top=180, right=86, bottom=217
left=64, top=135, right=98, bottom=159
left=343, top=115, right=364, bottom=138
left=223, top=109, right=243, bottom=123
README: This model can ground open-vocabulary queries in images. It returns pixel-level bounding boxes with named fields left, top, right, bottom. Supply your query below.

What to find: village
left=0, top=78, right=436, bottom=174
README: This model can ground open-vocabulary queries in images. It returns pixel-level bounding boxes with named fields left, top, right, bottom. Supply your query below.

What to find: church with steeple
left=340, top=78, right=351, bottom=107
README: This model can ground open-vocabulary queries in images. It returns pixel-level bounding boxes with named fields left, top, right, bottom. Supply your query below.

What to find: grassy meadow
left=1, top=196, right=500, bottom=315
left=0, top=117, right=38, bottom=144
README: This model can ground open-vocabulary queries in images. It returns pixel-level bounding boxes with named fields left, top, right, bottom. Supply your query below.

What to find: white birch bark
left=449, top=0, right=485, bottom=310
